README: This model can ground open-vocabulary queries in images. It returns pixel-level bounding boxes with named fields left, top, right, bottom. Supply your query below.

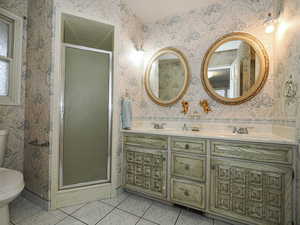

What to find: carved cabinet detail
left=210, top=158, right=293, bottom=225
left=125, top=150, right=167, bottom=199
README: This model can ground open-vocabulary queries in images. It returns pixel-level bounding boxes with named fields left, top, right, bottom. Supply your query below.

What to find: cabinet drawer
left=171, top=178, right=206, bottom=210
left=126, top=150, right=166, bottom=166
left=172, top=153, right=206, bottom=182
left=124, top=134, right=168, bottom=149
left=172, top=137, right=206, bottom=154
left=211, top=141, right=293, bottom=164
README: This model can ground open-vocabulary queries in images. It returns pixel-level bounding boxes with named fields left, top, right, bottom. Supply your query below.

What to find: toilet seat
left=0, top=168, right=24, bottom=200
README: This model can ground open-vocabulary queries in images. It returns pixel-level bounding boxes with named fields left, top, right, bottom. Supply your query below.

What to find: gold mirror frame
left=201, top=32, right=269, bottom=105
left=145, top=47, right=190, bottom=106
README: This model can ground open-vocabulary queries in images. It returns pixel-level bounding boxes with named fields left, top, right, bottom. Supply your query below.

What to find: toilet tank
left=0, top=130, right=8, bottom=166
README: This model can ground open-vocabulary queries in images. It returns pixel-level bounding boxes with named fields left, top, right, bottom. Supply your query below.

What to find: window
left=0, top=8, right=23, bottom=105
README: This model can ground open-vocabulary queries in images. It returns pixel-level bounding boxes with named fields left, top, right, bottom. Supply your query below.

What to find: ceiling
left=122, top=0, right=220, bottom=23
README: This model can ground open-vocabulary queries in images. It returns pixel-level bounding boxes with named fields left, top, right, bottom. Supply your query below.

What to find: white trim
left=63, top=43, right=112, bottom=54
left=0, top=7, right=23, bottom=105
left=50, top=9, right=120, bottom=209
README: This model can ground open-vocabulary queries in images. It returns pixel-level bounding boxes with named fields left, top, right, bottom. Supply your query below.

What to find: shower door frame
left=50, top=10, right=121, bottom=210
left=59, top=43, right=113, bottom=190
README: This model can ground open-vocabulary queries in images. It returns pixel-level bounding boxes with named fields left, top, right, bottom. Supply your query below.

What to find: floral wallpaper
left=273, top=0, right=300, bottom=135
left=0, top=0, right=27, bottom=172
left=136, top=0, right=278, bottom=127
left=24, top=0, right=53, bottom=201
left=273, top=0, right=300, bottom=223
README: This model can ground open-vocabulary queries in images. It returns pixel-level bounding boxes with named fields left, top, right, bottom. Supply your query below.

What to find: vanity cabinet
left=123, top=134, right=167, bottom=199
left=209, top=141, right=294, bottom=225
left=210, top=158, right=293, bottom=225
left=122, top=132, right=296, bottom=225
left=170, top=137, right=207, bottom=210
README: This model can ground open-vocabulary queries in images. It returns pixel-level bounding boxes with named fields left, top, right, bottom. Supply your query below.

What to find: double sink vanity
left=121, top=31, right=298, bottom=225
left=122, top=127, right=297, bottom=225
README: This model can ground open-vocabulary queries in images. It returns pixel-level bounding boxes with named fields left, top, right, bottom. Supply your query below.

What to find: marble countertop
left=122, top=128, right=297, bottom=145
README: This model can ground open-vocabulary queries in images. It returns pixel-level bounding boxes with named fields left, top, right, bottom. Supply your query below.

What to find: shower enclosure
left=51, top=13, right=115, bottom=208
left=60, top=44, right=112, bottom=189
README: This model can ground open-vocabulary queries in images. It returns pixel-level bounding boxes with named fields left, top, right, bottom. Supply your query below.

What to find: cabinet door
left=124, top=150, right=167, bottom=199
left=210, top=158, right=293, bottom=225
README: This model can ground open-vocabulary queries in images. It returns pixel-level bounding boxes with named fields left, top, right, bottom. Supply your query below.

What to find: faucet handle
left=160, top=123, right=166, bottom=129
left=182, top=123, right=188, bottom=131
left=232, top=126, right=238, bottom=133
left=151, top=122, right=159, bottom=129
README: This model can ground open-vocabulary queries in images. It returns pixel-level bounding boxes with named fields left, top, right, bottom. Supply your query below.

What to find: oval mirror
left=202, top=32, right=269, bottom=105
left=145, top=48, right=190, bottom=106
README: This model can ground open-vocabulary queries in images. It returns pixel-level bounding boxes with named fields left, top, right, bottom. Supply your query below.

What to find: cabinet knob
left=185, top=144, right=190, bottom=149
left=185, top=164, right=190, bottom=170
left=184, top=190, right=189, bottom=197
left=211, top=165, right=216, bottom=170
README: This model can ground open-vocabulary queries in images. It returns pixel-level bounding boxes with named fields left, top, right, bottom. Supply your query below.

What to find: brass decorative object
left=201, top=32, right=269, bottom=105
left=181, top=100, right=189, bottom=114
left=199, top=100, right=212, bottom=114
left=144, top=47, right=190, bottom=106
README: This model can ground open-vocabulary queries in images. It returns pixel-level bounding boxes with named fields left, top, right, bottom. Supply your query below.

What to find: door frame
left=59, top=43, right=113, bottom=190
left=50, top=9, right=120, bottom=209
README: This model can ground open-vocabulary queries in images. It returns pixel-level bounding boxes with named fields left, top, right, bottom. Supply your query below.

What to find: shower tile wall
left=0, top=0, right=27, bottom=172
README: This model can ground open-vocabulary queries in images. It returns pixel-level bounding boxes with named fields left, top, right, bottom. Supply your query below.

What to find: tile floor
left=9, top=192, right=234, bottom=225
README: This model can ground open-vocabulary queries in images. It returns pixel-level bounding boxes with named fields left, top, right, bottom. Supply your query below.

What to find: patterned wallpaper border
left=133, top=117, right=296, bottom=127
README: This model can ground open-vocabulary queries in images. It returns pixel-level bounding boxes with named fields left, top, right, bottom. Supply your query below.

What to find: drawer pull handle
left=184, top=190, right=189, bottom=197
left=185, top=164, right=190, bottom=170
left=185, top=144, right=190, bottom=149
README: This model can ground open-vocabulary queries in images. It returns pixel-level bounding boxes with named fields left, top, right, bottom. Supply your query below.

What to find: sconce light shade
left=264, top=13, right=276, bottom=33
left=136, top=48, right=144, bottom=58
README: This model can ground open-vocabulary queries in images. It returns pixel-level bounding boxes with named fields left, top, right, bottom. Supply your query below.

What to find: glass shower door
left=60, top=44, right=112, bottom=189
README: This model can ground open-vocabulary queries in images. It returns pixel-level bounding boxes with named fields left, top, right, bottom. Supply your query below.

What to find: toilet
left=0, top=130, right=24, bottom=225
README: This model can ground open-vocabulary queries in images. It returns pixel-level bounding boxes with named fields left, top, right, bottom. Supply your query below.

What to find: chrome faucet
left=182, top=123, right=189, bottom=131
left=233, top=126, right=249, bottom=134
left=152, top=123, right=166, bottom=129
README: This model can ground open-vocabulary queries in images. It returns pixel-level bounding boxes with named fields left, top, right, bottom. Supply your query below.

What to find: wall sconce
left=264, top=13, right=277, bottom=33
left=134, top=39, right=145, bottom=57
left=135, top=45, right=144, bottom=58
left=130, top=40, right=144, bottom=66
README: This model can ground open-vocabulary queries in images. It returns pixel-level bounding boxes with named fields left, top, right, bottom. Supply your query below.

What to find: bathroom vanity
left=122, top=129, right=297, bottom=225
